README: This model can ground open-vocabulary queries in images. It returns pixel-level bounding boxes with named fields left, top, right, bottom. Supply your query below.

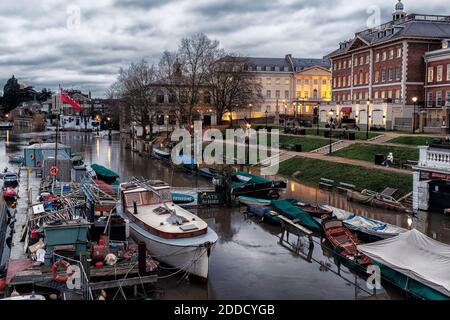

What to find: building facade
left=324, top=1, right=450, bottom=132
left=424, top=41, right=450, bottom=133
left=238, top=55, right=331, bottom=124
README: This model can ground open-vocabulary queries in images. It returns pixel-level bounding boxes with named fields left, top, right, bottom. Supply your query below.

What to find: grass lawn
left=304, top=128, right=382, bottom=140
left=389, top=136, right=441, bottom=146
left=279, top=157, right=412, bottom=197
left=333, top=143, right=419, bottom=166
left=278, top=135, right=333, bottom=152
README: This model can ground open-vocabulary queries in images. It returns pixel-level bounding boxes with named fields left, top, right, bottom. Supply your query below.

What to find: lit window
left=389, top=50, right=394, bottom=60
left=437, top=91, right=443, bottom=106
left=366, top=55, right=370, bottom=64
left=447, top=64, right=450, bottom=80
left=382, top=52, right=387, bottom=61
left=397, top=48, right=402, bottom=58
left=338, top=62, right=342, bottom=70
left=275, top=78, right=281, bottom=85
left=343, top=61, right=347, bottom=69
left=437, top=65, right=443, bottom=82
left=427, top=92, right=433, bottom=107
left=285, top=78, right=290, bottom=85
left=375, top=53, right=380, bottom=62
left=359, top=56, right=364, bottom=66
left=428, top=67, right=434, bottom=83
left=266, top=78, right=272, bottom=85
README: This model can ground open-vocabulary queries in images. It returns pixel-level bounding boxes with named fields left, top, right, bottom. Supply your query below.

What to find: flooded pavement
left=1, top=130, right=449, bottom=300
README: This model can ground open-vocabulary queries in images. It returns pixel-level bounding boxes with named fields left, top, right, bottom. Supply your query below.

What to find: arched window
left=313, top=89, right=318, bottom=100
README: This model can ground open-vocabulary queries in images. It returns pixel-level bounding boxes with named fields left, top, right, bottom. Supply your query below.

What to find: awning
left=340, top=107, right=352, bottom=113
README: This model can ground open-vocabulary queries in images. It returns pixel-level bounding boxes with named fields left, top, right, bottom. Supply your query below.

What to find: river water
left=1, top=130, right=449, bottom=300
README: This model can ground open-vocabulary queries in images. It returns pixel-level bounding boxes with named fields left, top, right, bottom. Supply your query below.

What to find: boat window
left=159, top=190, right=173, bottom=203
left=141, top=191, right=157, bottom=205
left=125, top=193, right=141, bottom=206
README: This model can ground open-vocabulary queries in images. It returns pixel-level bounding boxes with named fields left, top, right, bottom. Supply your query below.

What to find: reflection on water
left=1, top=131, right=449, bottom=300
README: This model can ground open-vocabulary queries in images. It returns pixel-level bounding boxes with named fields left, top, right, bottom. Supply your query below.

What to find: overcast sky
left=0, top=0, right=448, bottom=97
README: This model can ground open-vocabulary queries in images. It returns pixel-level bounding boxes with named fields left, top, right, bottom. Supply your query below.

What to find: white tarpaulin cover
left=358, top=229, right=450, bottom=297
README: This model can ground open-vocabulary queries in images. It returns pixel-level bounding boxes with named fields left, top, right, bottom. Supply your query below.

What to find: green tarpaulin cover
left=91, top=164, right=119, bottom=179
left=271, top=199, right=322, bottom=232
left=231, top=171, right=270, bottom=189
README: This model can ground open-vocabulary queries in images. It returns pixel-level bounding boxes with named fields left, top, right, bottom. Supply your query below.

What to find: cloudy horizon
left=0, top=0, right=448, bottom=97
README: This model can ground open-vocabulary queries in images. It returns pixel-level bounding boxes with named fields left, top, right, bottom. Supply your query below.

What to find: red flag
left=60, top=90, right=82, bottom=111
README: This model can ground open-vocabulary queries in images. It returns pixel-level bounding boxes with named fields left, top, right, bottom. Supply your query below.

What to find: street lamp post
left=316, top=103, right=321, bottom=135
left=249, top=104, right=253, bottom=125
left=284, top=102, right=288, bottom=133
left=412, top=97, right=418, bottom=134
left=328, top=110, right=334, bottom=155
left=366, top=99, right=371, bottom=140
left=166, top=115, right=170, bottom=138
left=265, top=109, right=269, bottom=129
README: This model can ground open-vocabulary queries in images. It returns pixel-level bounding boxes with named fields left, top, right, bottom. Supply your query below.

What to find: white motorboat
left=117, top=179, right=218, bottom=280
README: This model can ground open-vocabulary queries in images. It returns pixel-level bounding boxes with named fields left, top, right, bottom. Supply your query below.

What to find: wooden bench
left=319, top=178, right=334, bottom=190
left=337, top=182, right=356, bottom=194
left=403, top=160, right=419, bottom=170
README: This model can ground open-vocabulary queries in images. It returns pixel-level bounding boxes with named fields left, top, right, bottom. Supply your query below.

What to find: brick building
left=323, top=0, right=450, bottom=133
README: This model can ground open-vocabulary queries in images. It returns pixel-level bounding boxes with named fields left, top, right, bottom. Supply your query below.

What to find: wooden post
left=138, top=242, right=147, bottom=276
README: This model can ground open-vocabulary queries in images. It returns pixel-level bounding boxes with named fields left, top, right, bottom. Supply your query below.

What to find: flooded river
left=1, top=130, right=449, bottom=300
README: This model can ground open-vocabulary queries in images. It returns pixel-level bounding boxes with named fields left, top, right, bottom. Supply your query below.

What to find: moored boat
left=2, top=172, right=19, bottom=189
left=321, top=218, right=371, bottom=267
left=8, top=155, right=24, bottom=165
left=358, top=230, right=450, bottom=300
left=2, top=187, right=17, bottom=200
left=230, top=171, right=287, bottom=199
left=117, top=179, right=218, bottom=280
left=238, top=196, right=272, bottom=207
left=152, top=148, right=172, bottom=161
left=321, top=205, right=407, bottom=241
left=297, top=203, right=333, bottom=219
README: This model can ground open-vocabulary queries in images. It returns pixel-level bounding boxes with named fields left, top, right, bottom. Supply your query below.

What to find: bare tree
left=209, top=55, right=263, bottom=126
left=158, top=50, right=186, bottom=125
left=178, top=33, right=221, bottom=125
left=111, top=60, right=160, bottom=138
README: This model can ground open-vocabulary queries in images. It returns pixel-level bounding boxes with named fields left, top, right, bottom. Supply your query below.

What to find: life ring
left=36, top=160, right=41, bottom=167
left=50, top=166, right=59, bottom=176
left=30, top=154, right=35, bottom=160
left=51, top=260, right=75, bottom=283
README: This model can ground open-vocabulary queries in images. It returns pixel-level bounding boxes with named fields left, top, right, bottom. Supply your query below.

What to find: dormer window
left=265, top=66, right=271, bottom=71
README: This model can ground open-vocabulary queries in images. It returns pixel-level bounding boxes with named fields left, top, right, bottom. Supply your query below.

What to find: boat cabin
left=120, top=183, right=208, bottom=239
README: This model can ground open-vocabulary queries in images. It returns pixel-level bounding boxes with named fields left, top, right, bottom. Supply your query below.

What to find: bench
left=403, top=159, right=419, bottom=170
left=319, top=178, right=334, bottom=190
left=337, top=182, right=356, bottom=194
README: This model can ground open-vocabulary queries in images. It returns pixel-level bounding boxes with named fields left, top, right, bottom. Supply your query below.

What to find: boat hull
left=128, top=223, right=214, bottom=280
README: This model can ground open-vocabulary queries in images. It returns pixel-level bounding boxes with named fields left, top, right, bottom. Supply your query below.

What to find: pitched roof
left=328, top=14, right=450, bottom=58
left=245, top=56, right=330, bottom=71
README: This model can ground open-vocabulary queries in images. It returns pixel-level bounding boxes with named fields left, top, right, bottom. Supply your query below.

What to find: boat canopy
left=358, top=229, right=450, bottom=298
left=271, top=199, right=322, bottom=232
left=232, top=171, right=269, bottom=188
left=90, top=164, right=119, bottom=179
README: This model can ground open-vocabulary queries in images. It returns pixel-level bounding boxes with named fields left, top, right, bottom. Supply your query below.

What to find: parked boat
left=2, top=172, right=19, bottom=189
left=8, top=155, right=24, bottom=165
left=347, top=190, right=408, bottom=212
left=230, top=171, right=287, bottom=199
left=172, top=192, right=196, bottom=205
left=175, top=155, right=197, bottom=173
left=152, top=148, right=171, bottom=161
left=321, top=218, right=371, bottom=267
left=271, top=199, right=322, bottom=233
left=2, top=187, right=17, bottom=200
left=321, top=205, right=407, bottom=241
left=297, top=202, right=333, bottom=219
left=198, top=167, right=221, bottom=180
left=238, top=196, right=272, bottom=207
left=358, top=230, right=450, bottom=300
left=90, top=164, right=119, bottom=184
left=117, top=179, right=218, bottom=280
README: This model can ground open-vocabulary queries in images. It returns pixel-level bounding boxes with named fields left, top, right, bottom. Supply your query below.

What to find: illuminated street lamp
left=366, top=99, right=371, bottom=140
left=328, top=110, right=334, bottom=155
left=412, top=97, right=418, bottom=134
